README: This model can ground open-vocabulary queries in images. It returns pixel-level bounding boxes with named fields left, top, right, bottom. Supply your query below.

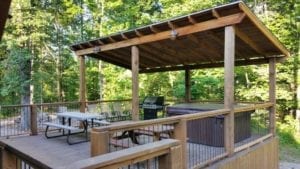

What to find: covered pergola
left=70, top=1, right=289, bottom=155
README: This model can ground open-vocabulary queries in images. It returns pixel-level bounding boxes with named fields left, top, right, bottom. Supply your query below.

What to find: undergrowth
left=277, top=115, right=300, bottom=162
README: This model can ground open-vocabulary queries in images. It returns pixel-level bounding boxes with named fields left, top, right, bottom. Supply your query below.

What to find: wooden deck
left=0, top=134, right=90, bottom=168
left=0, top=133, right=266, bottom=168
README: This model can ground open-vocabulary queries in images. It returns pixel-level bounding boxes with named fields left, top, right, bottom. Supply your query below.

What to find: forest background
left=0, top=0, right=299, bottom=160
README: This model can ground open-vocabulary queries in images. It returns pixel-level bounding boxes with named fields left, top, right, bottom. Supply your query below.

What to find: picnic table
left=44, top=112, right=107, bottom=145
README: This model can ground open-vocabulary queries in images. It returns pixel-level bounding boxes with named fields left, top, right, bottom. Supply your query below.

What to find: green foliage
left=0, top=46, right=31, bottom=104
left=277, top=115, right=300, bottom=147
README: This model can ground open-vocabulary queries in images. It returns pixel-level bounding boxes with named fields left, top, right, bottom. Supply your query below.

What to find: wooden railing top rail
left=0, top=101, right=80, bottom=108
left=59, top=139, right=180, bottom=169
left=93, top=116, right=182, bottom=132
left=181, top=109, right=230, bottom=121
left=0, top=99, right=133, bottom=108
left=0, top=99, right=270, bottom=108
left=85, top=99, right=132, bottom=104
left=93, top=109, right=230, bottom=133
left=234, top=102, right=273, bottom=113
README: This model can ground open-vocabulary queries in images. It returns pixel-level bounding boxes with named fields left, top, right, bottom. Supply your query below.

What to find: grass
left=277, top=116, right=300, bottom=163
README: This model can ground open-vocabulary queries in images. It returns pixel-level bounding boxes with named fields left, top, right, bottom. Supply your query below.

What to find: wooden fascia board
left=75, top=13, right=246, bottom=56
left=238, top=3, right=290, bottom=57
left=140, top=58, right=281, bottom=73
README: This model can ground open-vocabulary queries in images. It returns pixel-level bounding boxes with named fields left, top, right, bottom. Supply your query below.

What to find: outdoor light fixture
left=93, top=46, right=100, bottom=53
left=170, top=29, right=178, bottom=40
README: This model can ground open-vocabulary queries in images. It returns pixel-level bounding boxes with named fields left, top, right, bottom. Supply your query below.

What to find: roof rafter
left=140, top=58, right=276, bottom=73
left=169, top=20, right=220, bottom=63
left=238, top=3, right=289, bottom=57
left=75, top=13, right=246, bottom=56
left=234, top=26, right=266, bottom=57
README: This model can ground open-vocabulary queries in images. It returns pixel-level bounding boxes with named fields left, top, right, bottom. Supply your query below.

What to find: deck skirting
left=210, top=137, right=279, bottom=169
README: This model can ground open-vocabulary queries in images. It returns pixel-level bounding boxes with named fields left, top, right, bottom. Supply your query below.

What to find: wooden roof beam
left=138, top=44, right=173, bottom=64
left=97, top=39, right=105, bottom=45
left=150, top=25, right=160, bottom=33
left=147, top=43, right=183, bottom=64
left=205, top=31, right=248, bottom=60
left=87, top=42, right=94, bottom=47
left=108, top=36, right=116, bottom=43
left=168, top=21, right=216, bottom=63
left=105, top=50, right=148, bottom=68
left=167, top=21, right=176, bottom=30
left=187, top=34, right=219, bottom=62
left=90, top=53, right=131, bottom=69
left=188, top=15, right=197, bottom=24
left=121, top=33, right=129, bottom=40
left=75, top=13, right=246, bottom=56
left=234, top=26, right=266, bottom=57
left=238, top=3, right=289, bottom=57
left=140, top=58, right=275, bottom=73
left=172, top=19, right=217, bottom=62
left=212, top=9, right=221, bottom=18
left=134, top=30, right=143, bottom=37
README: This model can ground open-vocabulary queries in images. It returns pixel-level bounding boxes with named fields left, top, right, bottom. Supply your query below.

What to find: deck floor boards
left=0, top=134, right=90, bottom=168
left=0, top=133, right=264, bottom=168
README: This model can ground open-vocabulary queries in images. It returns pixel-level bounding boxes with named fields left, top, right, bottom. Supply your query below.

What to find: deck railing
left=91, top=108, right=231, bottom=169
left=0, top=100, right=134, bottom=138
left=233, top=102, right=273, bottom=153
left=91, top=102, right=274, bottom=169
left=0, top=100, right=275, bottom=169
left=61, top=139, right=182, bottom=169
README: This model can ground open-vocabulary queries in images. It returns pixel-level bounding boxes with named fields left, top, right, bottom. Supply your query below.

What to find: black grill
left=140, top=96, right=164, bottom=120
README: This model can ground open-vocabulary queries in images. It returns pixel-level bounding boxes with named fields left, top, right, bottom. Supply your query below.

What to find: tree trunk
left=20, top=58, right=31, bottom=130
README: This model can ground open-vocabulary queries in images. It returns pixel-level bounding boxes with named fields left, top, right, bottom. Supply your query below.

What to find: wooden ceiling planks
left=70, top=1, right=289, bottom=73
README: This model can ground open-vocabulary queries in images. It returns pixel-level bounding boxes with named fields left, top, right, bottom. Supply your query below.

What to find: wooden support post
left=1, top=147, right=17, bottom=169
left=269, top=58, right=276, bottom=135
left=30, top=105, right=38, bottom=135
left=173, top=119, right=187, bottom=169
left=90, top=130, right=109, bottom=157
left=159, top=145, right=182, bottom=169
left=79, top=55, right=86, bottom=113
left=132, top=46, right=139, bottom=121
left=224, top=26, right=235, bottom=155
left=185, top=69, right=191, bottom=102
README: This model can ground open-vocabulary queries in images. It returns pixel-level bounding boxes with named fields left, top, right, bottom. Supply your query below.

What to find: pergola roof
left=70, top=1, right=289, bottom=73
left=0, top=0, right=12, bottom=40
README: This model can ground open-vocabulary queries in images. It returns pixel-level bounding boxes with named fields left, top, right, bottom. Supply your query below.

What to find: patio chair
left=36, top=107, right=50, bottom=126
left=112, top=102, right=129, bottom=121
left=87, top=103, right=110, bottom=126
left=122, top=102, right=132, bottom=120
left=100, top=103, right=118, bottom=122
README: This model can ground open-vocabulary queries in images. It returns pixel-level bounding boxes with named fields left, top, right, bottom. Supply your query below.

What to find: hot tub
left=167, top=103, right=252, bottom=147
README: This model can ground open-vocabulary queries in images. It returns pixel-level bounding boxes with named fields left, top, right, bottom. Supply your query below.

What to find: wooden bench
left=44, top=122, right=78, bottom=131
left=137, top=125, right=174, bottom=141
left=110, top=139, right=130, bottom=148
left=87, top=119, right=111, bottom=126
left=44, top=122, right=85, bottom=145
